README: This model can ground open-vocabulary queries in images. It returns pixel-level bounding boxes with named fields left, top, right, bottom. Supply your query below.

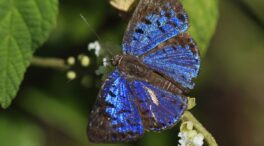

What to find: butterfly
left=87, top=0, right=200, bottom=143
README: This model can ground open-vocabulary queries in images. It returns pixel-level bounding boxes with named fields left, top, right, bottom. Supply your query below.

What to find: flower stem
left=181, top=111, right=218, bottom=146
left=31, top=56, right=69, bottom=70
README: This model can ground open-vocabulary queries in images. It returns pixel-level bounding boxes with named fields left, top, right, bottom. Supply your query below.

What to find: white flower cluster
left=178, top=121, right=204, bottom=146
left=88, top=41, right=101, bottom=57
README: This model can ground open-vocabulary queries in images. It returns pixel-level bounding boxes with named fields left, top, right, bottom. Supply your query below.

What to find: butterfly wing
left=132, top=80, right=187, bottom=131
left=88, top=70, right=144, bottom=143
left=122, top=0, right=189, bottom=56
left=141, top=33, right=200, bottom=89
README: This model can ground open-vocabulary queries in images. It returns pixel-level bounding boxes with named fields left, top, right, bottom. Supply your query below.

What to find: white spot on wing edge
left=143, top=86, right=159, bottom=124
left=143, top=86, right=159, bottom=106
left=150, top=104, right=157, bottom=122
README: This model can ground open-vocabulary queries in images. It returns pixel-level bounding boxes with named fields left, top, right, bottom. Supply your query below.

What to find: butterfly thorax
left=112, top=54, right=184, bottom=94
left=112, top=54, right=150, bottom=79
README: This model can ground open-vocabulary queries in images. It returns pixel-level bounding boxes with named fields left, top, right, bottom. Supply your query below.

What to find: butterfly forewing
left=122, top=0, right=189, bottom=56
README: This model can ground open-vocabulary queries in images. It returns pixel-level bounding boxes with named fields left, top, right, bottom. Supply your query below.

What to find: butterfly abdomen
left=147, top=71, right=184, bottom=94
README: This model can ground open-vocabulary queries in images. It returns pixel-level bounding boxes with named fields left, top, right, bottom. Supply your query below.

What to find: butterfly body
left=88, top=0, right=200, bottom=143
left=112, top=54, right=185, bottom=95
left=112, top=54, right=150, bottom=80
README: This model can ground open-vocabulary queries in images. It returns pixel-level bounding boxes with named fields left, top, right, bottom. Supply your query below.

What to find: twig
left=31, top=56, right=69, bottom=70
left=181, top=111, right=218, bottom=146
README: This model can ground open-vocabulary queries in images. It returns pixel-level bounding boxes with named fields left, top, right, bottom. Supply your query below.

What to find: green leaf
left=0, top=0, right=58, bottom=108
left=182, top=0, right=219, bottom=56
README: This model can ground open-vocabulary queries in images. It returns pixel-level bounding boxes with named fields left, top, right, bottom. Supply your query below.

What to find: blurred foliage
left=242, top=0, right=264, bottom=24
left=0, top=0, right=58, bottom=108
left=0, top=112, right=44, bottom=146
left=197, top=0, right=264, bottom=145
left=0, top=0, right=264, bottom=146
left=19, top=88, right=87, bottom=145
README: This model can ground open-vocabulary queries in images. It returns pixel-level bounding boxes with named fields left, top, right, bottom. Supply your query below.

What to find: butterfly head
left=111, top=54, right=123, bottom=66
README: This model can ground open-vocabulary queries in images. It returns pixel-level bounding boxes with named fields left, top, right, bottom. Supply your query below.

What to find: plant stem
left=181, top=111, right=218, bottom=146
left=31, top=56, right=69, bottom=70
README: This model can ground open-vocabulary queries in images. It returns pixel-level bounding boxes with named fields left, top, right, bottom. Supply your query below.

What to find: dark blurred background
left=0, top=0, right=263, bottom=146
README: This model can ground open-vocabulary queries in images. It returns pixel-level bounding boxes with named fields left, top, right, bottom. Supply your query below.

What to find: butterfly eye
left=111, top=59, right=118, bottom=66
left=111, top=55, right=122, bottom=66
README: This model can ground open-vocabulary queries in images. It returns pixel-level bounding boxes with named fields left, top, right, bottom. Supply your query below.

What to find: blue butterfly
left=88, top=0, right=200, bottom=143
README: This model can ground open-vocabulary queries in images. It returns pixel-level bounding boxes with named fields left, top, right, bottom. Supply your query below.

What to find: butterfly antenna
left=103, top=44, right=115, bottom=56
left=80, top=14, right=115, bottom=57
left=80, top=14, right=103, bottom=42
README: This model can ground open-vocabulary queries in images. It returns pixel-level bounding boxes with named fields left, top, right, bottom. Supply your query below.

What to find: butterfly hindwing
left=132, top=80, right=187, bottom=131
left=141, top=33, right=200, bottom=89
left=88, top=70, right=144, bottom=143
left=122, top=0, right=189, bottom=56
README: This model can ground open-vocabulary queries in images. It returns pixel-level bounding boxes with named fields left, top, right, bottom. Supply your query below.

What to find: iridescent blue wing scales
left=132, top=80, right=187, bottom=131
left=88, top=0, right=200, bottom=143
left=88, top=70, right=144, bottom=143
left=122, top=0, right=189, bottom=56
left=141, top=33, right=200, bottom=89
